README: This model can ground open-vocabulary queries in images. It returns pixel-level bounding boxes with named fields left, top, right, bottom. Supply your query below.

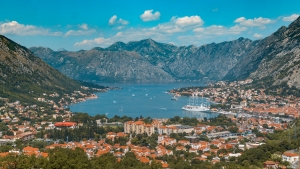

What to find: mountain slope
left=31, top=38, right=255, bottom=82
left=0, top=35, right=82, bottom=103
left=224, top=16, right=300, bottom=87
left=30, top=47, right=174, bottom=82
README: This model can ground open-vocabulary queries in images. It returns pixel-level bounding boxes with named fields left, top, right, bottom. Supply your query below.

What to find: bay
left=69, top=82, right=219, bottom=119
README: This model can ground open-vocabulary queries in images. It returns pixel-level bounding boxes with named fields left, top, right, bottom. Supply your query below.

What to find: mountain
left=31, top=17, right=300, bottom=86
left=224, top=16, right=300, bottom=88
left=30, top=47, right=175, bottom=82
left=0, top=35, right=82, bottom=103
left=31, top=38, right=254, bottom=82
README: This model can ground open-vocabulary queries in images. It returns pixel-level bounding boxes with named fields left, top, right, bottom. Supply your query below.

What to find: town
left=0, top=81, right=299, bottom=169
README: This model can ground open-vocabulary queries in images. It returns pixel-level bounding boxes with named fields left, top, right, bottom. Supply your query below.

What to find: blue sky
left=0, top=0, right=299, bottom=51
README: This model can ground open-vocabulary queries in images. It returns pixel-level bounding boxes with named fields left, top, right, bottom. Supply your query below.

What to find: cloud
left=175, top=16, right=203, bottom=27
left=64, top=29, right=96, bottom=37
left=150, top=15, right=204, bottom=33
left=78, top=23, right=88, bottom=30
left=140, top=9, right=161, bottom=22
left=0, top=21, right=62, bottom=36
left=74, top=37, right=113, bottom=47
left=282, top=14, right=299, bottom=22
left=193, top=25, right=247, bottom=35
left=118, top=18, right=129, bottom=25
left=75, top=15, right=205, bottom=49
left=108, top=15, right=129, bottom=29
left=212, top=8, right=218, bottom=12
left=253, top=33, right=263, bottom=38
left=64, top=23, right=96, bottom=37
left=109, top=15, right=117, bottom=25
left=234, top=17, right=275, bottom=27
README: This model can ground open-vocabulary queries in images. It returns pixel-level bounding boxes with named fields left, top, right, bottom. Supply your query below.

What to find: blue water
left=69, top=82, right=219, bottom=119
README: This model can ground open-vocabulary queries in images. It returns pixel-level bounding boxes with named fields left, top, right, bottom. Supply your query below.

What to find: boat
left=119, top=106, right=123, bottom=112
left=132, top=94, right=135, bottom=97
left=171, top=96, right=178, bottom=101
left=182, top=96, right=210, bottom=112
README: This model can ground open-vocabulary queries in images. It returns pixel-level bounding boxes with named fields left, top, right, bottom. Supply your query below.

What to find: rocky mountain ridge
left=31, top=17, right=300, bottom=88
left=31, top=37, right=255, bottom=82
left=224, top=16, right=300, bottom=88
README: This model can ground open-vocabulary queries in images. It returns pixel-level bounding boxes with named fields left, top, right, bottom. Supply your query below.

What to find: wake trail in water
left=153, top=107, right=167, bottom=110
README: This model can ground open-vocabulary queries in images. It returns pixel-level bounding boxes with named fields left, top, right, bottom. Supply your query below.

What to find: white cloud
left=140, top=9, right=161, bottom=22
left=64, top=23, right=96, bottom=37
left=193, top=25, right=247, bottom=35
left=78, top=23, right=88, bottom=30
left=74, top=37, right=113, bottom=47
left=0, top=21, right=62, bottom=36
left=234, top=17, right=275, bottom=27
left=108, top=15, right=129, bottom=29
left=175, top=16, right=203, bottom=27
left=64, top=29, right=96, bottom=37
left=109, top=15, right=117, bottom=25
left=150, top=15, right=204, bottom=33
left=118, top=18, right=129, bottom=25
left=282, top=14, right=299, bottom=22
left=253, top=33, right=263, bottom=38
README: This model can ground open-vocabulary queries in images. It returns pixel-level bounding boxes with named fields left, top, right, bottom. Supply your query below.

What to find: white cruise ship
left=182, top=96, right=210, bottom=112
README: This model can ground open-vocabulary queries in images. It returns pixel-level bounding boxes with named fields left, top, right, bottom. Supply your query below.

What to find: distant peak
left=141, top=38, right=157, bottom=46
left=92, top=47, right=104, bottom=51
left=113, top=41, right=126, bottom=45
left=108, top=41, right=126, bottom=49
left=57, top=48, right=67, bottom=52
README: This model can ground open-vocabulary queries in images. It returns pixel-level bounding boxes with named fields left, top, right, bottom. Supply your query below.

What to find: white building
left=282, top=151, right=299, bottom=164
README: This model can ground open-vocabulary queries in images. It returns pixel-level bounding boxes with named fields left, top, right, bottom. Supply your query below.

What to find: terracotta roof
left=139, top=157, right=150, bottom=163
left=23, top=146, right=39, bottom=152
left=0, top=152, right=9, bottom=157
left=283, top=152, right=298, bottom=157
left=54, top=122, right=76, bottom=127
left=162, top=163, right=169, bottom=168
left=40, top=152, right=48, bottom=157
left=264, top=160, right=276, bottom=165
left=135, top=121, right=145, bottom=125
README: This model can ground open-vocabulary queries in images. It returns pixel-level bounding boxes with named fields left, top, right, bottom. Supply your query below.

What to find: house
left=161, top=137, right=176, bottom=146
left=178, top=140, right=190, bottom=146
left=189, top=148, right=198, bottom=155
left=282, top=151, right=299, bottom=164
left=175, top=146, right=186, bottom=151
left=15, top=132, right=35, bottom=141
left=23, top=146, right=39, bottom=156
left=263, top=161, right=277, bottom=168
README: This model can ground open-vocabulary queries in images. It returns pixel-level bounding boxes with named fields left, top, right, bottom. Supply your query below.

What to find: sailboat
left=171, top=95, right=178, bottom=101
left=182, top=96, right=210, bottom=112
left=119, top=106, right=123, bottom=112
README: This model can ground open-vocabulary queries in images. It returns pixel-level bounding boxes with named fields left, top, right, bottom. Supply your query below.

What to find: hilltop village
left=0, top=81, right=300, bottom=168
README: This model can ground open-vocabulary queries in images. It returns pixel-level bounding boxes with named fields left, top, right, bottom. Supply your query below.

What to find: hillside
left=0, top=35, right=82, bottom=103
left=224, top=16, right=300, bottom=89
